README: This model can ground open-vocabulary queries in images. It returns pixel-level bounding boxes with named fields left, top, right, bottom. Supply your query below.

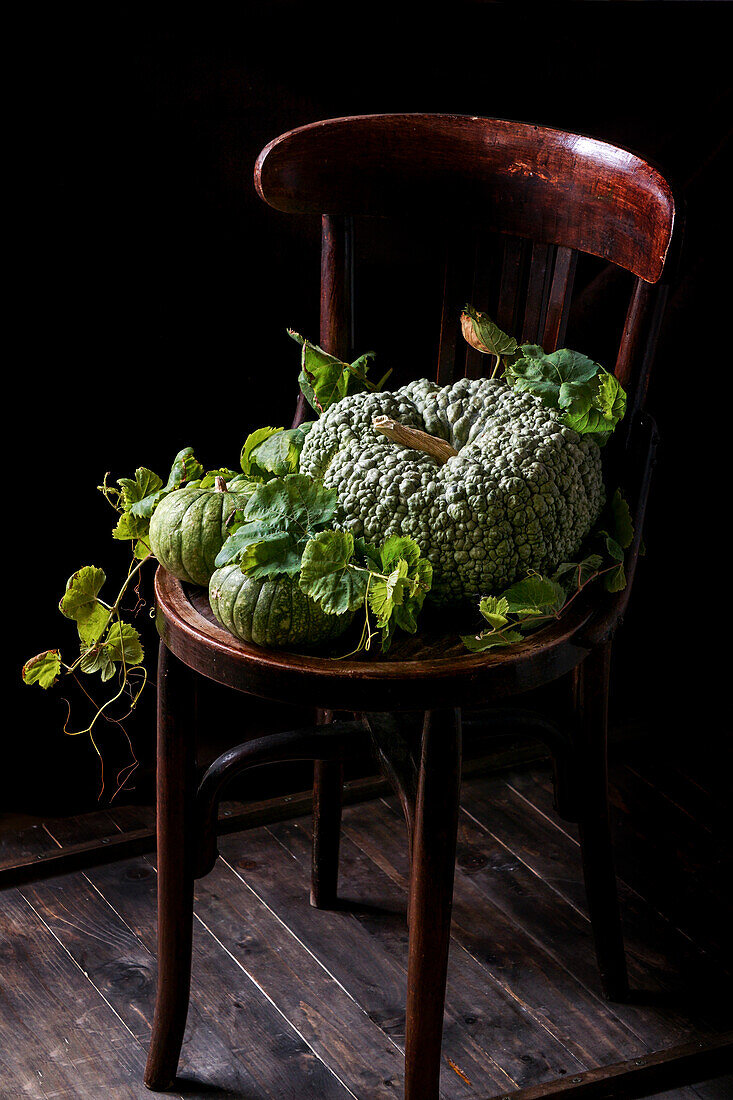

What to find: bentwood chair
left=145, top=114, right=678, bottom=1099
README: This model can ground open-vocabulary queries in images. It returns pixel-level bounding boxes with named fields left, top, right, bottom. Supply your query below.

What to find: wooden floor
left=1, top=734, right=731, bottom=1100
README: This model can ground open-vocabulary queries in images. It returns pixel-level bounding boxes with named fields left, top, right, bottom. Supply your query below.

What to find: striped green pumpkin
left=149, top=482, right=253, bottom=587
left=209, top=565, right=353, bottom=649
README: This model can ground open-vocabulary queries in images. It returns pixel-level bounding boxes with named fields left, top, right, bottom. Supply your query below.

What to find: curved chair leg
left=404, top=708, right=462, bottom=1100
left=575, top=641, right=629, bottom=1002
left=311, top=710, right=344, bottom=909
left=145, top=643, right=198, bottom=1091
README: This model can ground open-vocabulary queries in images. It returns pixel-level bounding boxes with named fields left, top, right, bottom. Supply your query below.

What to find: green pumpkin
left=150, top=480, right=253, bottom=586
left=209, top=565, right=353, bottom=649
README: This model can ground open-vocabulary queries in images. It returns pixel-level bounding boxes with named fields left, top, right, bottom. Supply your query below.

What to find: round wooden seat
left=155, top=565, right=596, bottom=712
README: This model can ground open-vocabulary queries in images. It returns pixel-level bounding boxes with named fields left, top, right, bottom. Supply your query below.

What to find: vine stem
left=469, top=561, right=622, bottom=647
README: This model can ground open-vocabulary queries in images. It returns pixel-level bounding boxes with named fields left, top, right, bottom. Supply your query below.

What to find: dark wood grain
left=462, top=774, right=731, bottom=1039
left=522, top=242, right=555, bottom=344
left=404, top=709, right=462, bottom=1100
left=437, top=235, right=472, bottom=384
left=573, top=644, right=629, bottom=1001
left=3, top=757, right=727, bottom=1098
left=496, top=236, right=528, bottom=335
left=35, top=816, right=355, bottom=1098
left=542, top=246, right=578, bottom=350
left=225, top=814, right=580, bottom=1091
left=478, top=1035, right=733, bottom=1100
left=311, top=711, right=344, bottom=909
left=144, top=644, right=198, bottom=1091
left=156, top=567, right=596, bottom=713
left=0, top=887, right=152, bottom=1099
left=255, top=114, right=676, bottom=281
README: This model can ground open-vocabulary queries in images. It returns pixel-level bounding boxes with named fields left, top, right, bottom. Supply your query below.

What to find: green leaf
left=241, top=426, right=284, bottom=477
left=380, top=536, right=421, bottom=574
left=501, top=574, right=566, bottom=617
left=604, top=562, right=627, bottom=593
left=368, top=559, right=410, bottom=627
left=509, top=348, right=598, bottom=411
left=59, top=567, right=106, bottom=621
left=299, top=530, right=368, bottom=613
left=248, top=427, right=311, bottom=478
left=461, top=306, right=518, bottom=358
left=22, top=649, right=62, bottom=689
left=461, top=628, right=525, bottom=652
left=118, top=468, right=163, bottom=511
left=195, top=468, right=240, bottom=489
left=478, top=595, right=509, bottom=629
left=289, top=330, right=350, bottom=415
left=609, top=489, right=634, bottom=549
left=235, top=531, right=303, bottom=578
left=112, top=510, right=148, bottom=542
left=604, top=535, right=625, bottom=562
left=506, top=347, right=627, bottom=436
left=289, top=330, right=388, bottom=415
left=165, top=447, right=205, bottom=490
left=79, top=645, right=116, bottom=680
left=76, top=602, right=111, bottom=646
left=106, top=622, right=144, bottom=666
left=125, top=448, right=206, bottom=521
left=353, top=537, right=382, bottom=572
left=243, top=474, right=339, bottom=542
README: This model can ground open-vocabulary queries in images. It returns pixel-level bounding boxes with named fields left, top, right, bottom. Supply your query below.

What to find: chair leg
left=145, top=643, right=198, bottom=1091
left=575, top=641, right=629, bottom=1002
left=404, top=708, right=462, bottom=1100
left=311, top=710, right=343, bottom=909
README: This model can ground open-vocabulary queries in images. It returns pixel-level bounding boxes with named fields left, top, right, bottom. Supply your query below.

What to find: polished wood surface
left=255, top=114, right=675, bottom=281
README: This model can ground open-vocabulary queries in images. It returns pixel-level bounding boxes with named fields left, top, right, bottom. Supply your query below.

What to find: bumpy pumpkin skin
left=149, top=486, right=252, bottom=587
left=209, top=566, right=353, bottom=649
left=300, top=377, right=605, bottom=605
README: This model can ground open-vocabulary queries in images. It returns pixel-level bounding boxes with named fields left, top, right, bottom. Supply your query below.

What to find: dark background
left=9, top=3, right=730, bottom=814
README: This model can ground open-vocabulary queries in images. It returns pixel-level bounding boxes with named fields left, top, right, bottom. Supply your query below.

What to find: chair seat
left=154, top=566, right=596, bottom=712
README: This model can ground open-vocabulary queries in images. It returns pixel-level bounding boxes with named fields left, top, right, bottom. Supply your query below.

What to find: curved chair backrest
left=255, top=114, right=677, bottom=430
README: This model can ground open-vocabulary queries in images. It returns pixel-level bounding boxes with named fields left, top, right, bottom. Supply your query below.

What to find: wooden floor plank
left=336, top=794, right=653, bottom=1065
left=45, top=812, right=402, bottom=1098
left=216, top=824, right=522, bottom=1095
left=453, top=777, right=730, bottom=1044
left=502, top=764, right=733, bottom=968
left=31, top=855, right=354, bottom=1100
left=0, top=821, right=59, bottom=871
left=341, top=790, right=716, bottom=1060
left=464, top=766, right=727, bottom=977
left=691, top=1073, right=733, bottom=1098
left=3, top=750, right=727, bottom=1099
left=224, top=814, right=601, bottom=1093
left=41, top=809, right=356, bottom=1097
left=195, top=859, right=413, bottom=1098
left=0, top=887, right=156, bottom=1099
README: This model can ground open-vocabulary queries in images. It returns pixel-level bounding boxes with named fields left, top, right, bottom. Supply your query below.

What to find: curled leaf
left=461, top=306, right=518, bottom=358
left=22, top=650, right=62, bottom=689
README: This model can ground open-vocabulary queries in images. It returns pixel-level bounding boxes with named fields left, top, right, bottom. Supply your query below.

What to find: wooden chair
left=144, top=114, right=678, bottom=1098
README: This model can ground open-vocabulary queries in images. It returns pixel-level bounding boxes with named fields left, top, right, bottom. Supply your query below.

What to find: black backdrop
left=9, top=3, right=729, bottom=814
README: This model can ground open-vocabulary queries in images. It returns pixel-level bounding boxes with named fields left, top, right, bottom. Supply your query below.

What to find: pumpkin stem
left=371, top=417, right=458, bottom=466
left=214, top=475, right=228, bottom=493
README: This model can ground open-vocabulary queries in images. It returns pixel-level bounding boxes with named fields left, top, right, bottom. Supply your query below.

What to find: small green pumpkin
left=209, top=565, right=353, bottom=649
left=150, top=478, right=253, bottom=586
